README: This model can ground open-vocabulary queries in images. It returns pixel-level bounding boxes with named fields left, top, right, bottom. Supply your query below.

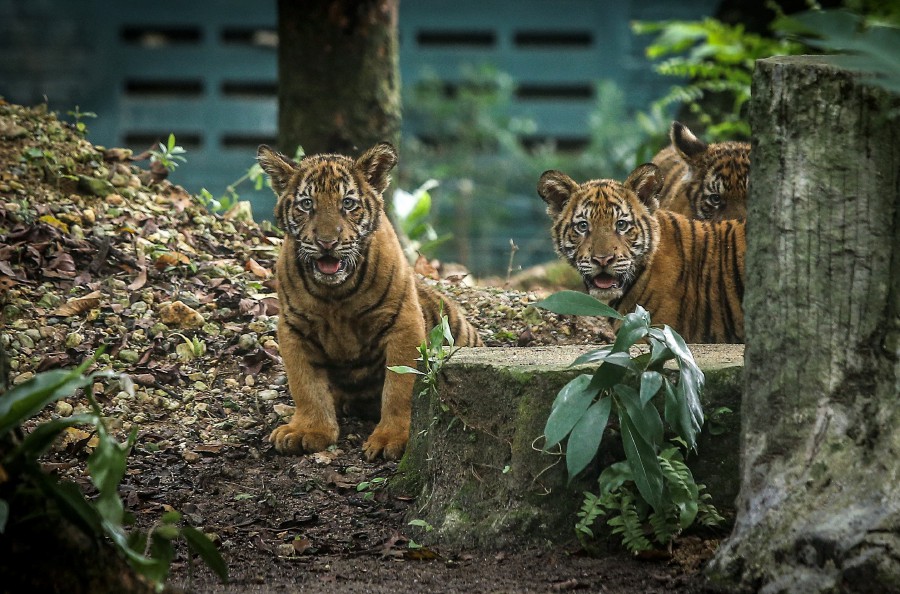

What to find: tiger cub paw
left=269, top=423, right=336, bottom=455
left=362, top=425, right=408, bottom=461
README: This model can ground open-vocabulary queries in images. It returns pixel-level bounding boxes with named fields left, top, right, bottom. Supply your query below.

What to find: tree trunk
left=276, top=0, right=401, bottom=158
left=708, top=56, right=900, bottom=592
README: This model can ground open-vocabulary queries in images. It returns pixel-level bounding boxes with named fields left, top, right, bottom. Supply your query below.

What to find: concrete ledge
left=393, top=345, right=743, bottom=549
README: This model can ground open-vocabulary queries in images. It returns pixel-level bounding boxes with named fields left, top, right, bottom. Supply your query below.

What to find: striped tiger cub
left=537, top=163, right=745, bottom=343
left=258, top=142, right=482, bottom=461
left=652, top=121, right=750, bottom=221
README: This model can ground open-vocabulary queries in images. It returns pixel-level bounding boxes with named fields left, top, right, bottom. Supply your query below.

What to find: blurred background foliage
left=395, top=0, right=898, bottom=277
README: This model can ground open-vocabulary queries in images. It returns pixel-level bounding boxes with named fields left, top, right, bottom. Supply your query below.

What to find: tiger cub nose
left=317, top=238, right=338, bottom=250
left=592, top=254, right=615, bottom=267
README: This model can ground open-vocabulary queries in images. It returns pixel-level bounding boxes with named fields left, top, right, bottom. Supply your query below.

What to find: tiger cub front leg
left=269, top=320, right=339, bottom=454
left=362, top=310, right=422, bottom=461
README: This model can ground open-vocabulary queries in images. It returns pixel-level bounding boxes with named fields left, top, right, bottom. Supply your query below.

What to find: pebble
left=244, top=375, right=255, bottom=387
left=182, top=450, right=201, bottom=462
left=12, top=371, right=34, bottom=385
left=25, top=328, right=41, bottom=341
left=55, top=401, right=74, bottom=417
left=258, top=389, right=279, bottom=401
left=118, top=349, right=140, bottom=363
left=65, top=332, right=84, bottom=348
left=130, top=301, right=148, bottom=314
left=238, top=333, right=258, bottom=351
left=17, top=334, right=35, bottom=349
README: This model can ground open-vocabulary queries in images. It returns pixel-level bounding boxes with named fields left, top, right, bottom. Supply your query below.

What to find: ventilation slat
left=121, top=26, right=202, bottom=46
left=514, top=31, right=593, bottom=48
left=416, top=31, right=495, bottom=48
left=125, top=79, right=204, bottom=97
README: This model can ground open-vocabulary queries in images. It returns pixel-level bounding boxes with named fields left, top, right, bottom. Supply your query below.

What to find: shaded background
left=1, top=0, right=728, bottom=275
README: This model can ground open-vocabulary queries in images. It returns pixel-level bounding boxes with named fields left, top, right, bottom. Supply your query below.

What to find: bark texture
left=276, top=0, right=401, bottom=157
left=708, top=56, right=900, bottom=593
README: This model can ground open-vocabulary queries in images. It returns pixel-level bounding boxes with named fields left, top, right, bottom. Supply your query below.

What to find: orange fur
left=652, top=121, right=750, bottom=221
left=538, top=163, right=745, bottom=343
left=258, top=143, right=481, bottom=461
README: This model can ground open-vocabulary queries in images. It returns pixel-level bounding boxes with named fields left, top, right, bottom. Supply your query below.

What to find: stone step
left=392, top=344, right=743, bottom=550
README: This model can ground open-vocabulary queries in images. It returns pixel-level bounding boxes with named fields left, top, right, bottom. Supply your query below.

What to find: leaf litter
left=0, top=100, right=708, bottom=592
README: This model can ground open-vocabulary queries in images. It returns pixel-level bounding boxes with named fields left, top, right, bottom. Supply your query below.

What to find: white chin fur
left=588, top=286, right=622, bottom=303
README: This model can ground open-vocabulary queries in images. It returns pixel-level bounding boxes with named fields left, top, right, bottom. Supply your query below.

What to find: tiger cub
left=652, top=121, right=750, bottom=221
left=537, top=163, right=745, bottom=343
left=258, top=142, right=482, bottom=461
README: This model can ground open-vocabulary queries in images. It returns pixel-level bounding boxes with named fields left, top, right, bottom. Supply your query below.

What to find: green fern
left=575, top=491, right=604, bottom=538
left=606, top=491, right=652, bottom=553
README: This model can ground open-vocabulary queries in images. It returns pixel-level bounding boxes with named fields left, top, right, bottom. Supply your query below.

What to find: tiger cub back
left=258, top=142, right=481, bottom=461
left=652, top=121, right=750, bottom=221
left=537, top=163, right=745, bottom=343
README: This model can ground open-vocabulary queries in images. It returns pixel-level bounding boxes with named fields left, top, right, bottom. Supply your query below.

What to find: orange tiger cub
left=537, top=163, right=745, bottom=344
left=258, top=142, right=482, bottom=461
left=652, top=121, right=750, bottom=221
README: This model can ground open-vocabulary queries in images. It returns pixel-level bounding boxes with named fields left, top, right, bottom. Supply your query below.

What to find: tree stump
left=708, top=56, right=900, bottom=592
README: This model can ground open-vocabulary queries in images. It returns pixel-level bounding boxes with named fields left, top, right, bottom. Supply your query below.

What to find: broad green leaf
left=0, top=499, right=8, bottom=533
left=544, top=374, right=597, bottom=449
left=535, top=290, right=623, bottom=319
left=387, top=365, right=424, bottom=375
left=0, top=368, right=93, bottom=437
left=571, top=345, right=613, bottom=367
left=619, top=410, right=665, bottom=514
left=565, top=397, right=612, bottom=481
left=611, top=307, right=651, bottom=353
left=639, top=371, right=664, bottom=406
left=161, top=510, right=182, bottom=524
left=615, top=385, right=663, bottom=447
left=597, top=461, right=634, bottom=496
left=587, top=361, right=628, bottom=392
left=183, top=525, right=229, bottom=582
left=441, top=315, right=454, bottom=349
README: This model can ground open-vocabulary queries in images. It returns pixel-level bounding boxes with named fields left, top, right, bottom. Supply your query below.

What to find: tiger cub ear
left=537, top=170, right=578, bottom=218
left=356, top=142, right=398, bottom=194
left=257, top=145, right=297, bottom=195
left=671, top=121, right=708, bottom=160
left=625, top=163, right=663, bottom=211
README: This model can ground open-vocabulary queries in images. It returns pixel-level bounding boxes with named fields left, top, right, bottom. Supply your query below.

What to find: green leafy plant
left=66, top=105, right=97, bottom=137
left=149, top=133, right=187, bottom=172
left=391, top=179, right=453, bottom=261
left=536, top=290, right=723, bottom=552
left=388, top=312, right=456, bottom=400
left=632, top=17, right=805, bottom=139
left=356, top=476, right=388, bottom=501
left=0, top=357, right=227, bottom=588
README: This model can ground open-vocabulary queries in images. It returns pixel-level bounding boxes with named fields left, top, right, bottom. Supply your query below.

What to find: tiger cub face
left=655, top=121, right=750, bottom=221
left=537, top=164, right=663, bottom=302
left=257, top=143, right=397, bottom=286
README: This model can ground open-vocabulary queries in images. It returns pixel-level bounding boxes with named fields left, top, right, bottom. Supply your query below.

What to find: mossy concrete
left=393, top=345, right=743, bottom=550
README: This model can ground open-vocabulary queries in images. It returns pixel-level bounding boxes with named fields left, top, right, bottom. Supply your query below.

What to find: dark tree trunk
left=708, top=56, right=900, bottom=592
left=276, top=0, right=401, bottom=158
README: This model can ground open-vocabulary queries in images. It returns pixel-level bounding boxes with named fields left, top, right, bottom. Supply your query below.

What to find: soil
left=0, top=100, right=714, bottom=593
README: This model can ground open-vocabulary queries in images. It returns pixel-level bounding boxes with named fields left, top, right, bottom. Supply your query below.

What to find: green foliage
left=400, top=66, right=661, bottom=275
left=66, top=106, right=97, bottom=137
left=149, top=133, right=187, bottom=172
left=0, top=358, right=227, bottom=588
left=391, top=179, right=453, bottom=260
left=388, top=312, right=456, bottom=400
left=536, top=292, right=721, bottom=552
left=633, top=17, right=804, bottom=140
left=356, top=476, right=388, bottom=501
left=775, top=9, right=900, bottom=93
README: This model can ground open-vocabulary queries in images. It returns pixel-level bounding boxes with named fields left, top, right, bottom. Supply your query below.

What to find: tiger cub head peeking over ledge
left=537, top=163, right=745, bottom=344
left=652, top=121, right=750, bottom=222
left=258, top=142, right=482, bottom=461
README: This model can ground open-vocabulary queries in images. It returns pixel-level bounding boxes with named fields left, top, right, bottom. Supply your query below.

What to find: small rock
left=78, top=175, right=115, bottom=197
left=17, top=334, right=35, bottom=349
left=276, top=544, right=296, bottom=558
left=130, top=301, right=148, bottom=314
left=238, top=333, right=258, bottom=351
left=82, top=207, right=96, bottom=224
left=182, top=450, right=201, bottom=462
left=56, top=401, right=74, bottom=417
left=258, top=389, right=279, bottom=401
left=247, top=320, right=268, bottom=334
left=25, top=328, right=41, bottom=341
left=158, top=301, right=204, bottom=329
left=244, top=375, right=255, bottom=387
left=118, top=349, right=140, bottom=363
left=12, top=371, right=34, bottom=385
left=65, top=332, right=84, bottom=348
left=273, top=403, right=294, bottom=417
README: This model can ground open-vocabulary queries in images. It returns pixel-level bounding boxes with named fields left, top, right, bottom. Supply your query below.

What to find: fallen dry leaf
left=52, top=290, right=102, bottom=317
left=414, top=253, right=439, bottom=280
left=158, top=300, right=204, bottom=329
left=154, top=251, right=191, bottom=269
left=245, top=258, right=272, bottom=279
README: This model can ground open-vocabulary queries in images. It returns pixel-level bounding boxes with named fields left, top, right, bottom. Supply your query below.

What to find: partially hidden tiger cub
left=258, top=142, right=482, bottom=461
left=537, top=163, right=745, bottom=343
left=652, top=121, right=750, bottom=221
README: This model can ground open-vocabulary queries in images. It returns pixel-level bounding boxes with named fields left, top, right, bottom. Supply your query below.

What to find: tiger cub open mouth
left=314, top=256, right=347, bottom=275
left=591, top=272, right=620, bottom=290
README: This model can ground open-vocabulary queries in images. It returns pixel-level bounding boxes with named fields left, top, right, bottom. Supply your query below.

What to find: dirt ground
left=1, top=100, right=716, bottom=593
